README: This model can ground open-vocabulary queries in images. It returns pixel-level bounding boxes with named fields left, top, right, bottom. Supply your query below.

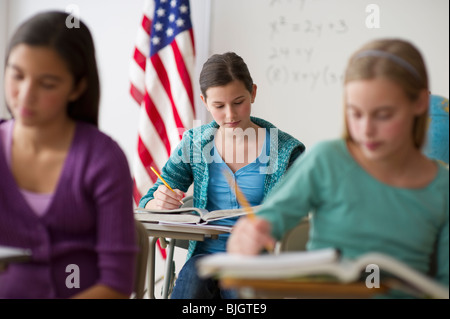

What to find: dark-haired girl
left=0, top=11, right=137, bottom=299
left=139, top=52, right=305, bottom=298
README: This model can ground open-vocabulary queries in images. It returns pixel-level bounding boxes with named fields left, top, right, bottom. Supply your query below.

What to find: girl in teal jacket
left=139, top=52, right=305, bottom=298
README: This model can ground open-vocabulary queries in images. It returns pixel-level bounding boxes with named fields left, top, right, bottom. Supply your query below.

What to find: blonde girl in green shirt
left=227, top=39, right=449, bottom=294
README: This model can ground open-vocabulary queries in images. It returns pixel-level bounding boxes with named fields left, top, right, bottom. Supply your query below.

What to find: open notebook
left=135, top=205, right=261, bottom=226
left=197, top=248, right=449, bottom=299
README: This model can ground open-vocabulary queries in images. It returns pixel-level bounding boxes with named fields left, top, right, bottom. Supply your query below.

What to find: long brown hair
left=343, top=39, right=429, bottom=148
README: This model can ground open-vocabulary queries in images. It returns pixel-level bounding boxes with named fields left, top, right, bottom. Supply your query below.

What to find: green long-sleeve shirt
left=258, top=139, right=449, bottom=289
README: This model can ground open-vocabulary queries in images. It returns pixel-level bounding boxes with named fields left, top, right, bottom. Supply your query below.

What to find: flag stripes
left=130, top=0, right=195, bottom=215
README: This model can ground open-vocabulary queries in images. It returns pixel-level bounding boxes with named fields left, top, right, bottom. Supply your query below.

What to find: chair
left=277, top=216, right=310, bottom=253
left=277, top=216, right=439, bottom=279
left=423, top=94, right=449, bottom=165
left=133, top=219, right=150, bottom=299
left=143, top=196, right=193, bottom=299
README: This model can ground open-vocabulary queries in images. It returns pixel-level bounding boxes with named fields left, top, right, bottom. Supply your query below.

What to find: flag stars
left=150, top=0, right=192, bottom=54
left=154, top=22, right=163, bottom=31
left=179, top=4, right=188, bottom=14
left=166, top=28, right=174, bottom=37
left=156, top=8, right=165, bottom=17
left=151, top=36, right=161, bottom=46
left=176, top=18, right=185, bottom=27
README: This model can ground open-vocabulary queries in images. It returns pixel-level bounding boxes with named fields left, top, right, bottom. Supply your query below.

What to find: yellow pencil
left=223, top=170, right=273, bottom=252
left=150, top=167, right=184, bottom=205
left=223, top=170, right=255, bottom=219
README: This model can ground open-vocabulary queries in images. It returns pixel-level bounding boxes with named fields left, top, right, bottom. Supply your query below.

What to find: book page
left=197, top=248, right=449, bottom=299
left=0, top=245, right=31, bottom=265
left=135, top=212, right=202, bottom=224
left=202, top=205, right=262, bottom=222
left=135, top=205, right=262, bottom=224
left=197, top=248, right=339, bottom=278
left=352, top=253, right=449, bottom=299
left=135, top=206, right=207, bottom=216
left=158, top=221, right=232, bottom=232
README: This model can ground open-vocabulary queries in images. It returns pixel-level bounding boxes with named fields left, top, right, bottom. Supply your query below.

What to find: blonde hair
left=343, top=39, right=429, bottom=148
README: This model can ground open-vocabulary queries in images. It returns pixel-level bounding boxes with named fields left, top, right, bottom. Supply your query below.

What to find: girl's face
left=201, top=80, right=257, bottom=131
left=345, top=77, right=426, bottom=161
left=4, top=44, right=84, bottom=127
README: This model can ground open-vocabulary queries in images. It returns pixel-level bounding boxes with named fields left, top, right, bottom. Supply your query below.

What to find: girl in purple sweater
left=0, top=11, right=137, bottom=298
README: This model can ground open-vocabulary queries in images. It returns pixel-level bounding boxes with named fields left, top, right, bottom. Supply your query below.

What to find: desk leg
left=162, top=238, right=176, bottom=299
left=147, top=236, right=159, bottom=299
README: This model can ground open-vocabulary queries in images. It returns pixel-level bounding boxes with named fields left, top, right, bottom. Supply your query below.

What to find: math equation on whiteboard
left=264, top=0, right=349, bottom=90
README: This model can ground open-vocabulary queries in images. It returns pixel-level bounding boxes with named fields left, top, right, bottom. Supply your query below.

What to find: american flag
left=130, top=0, right=196, bottom=207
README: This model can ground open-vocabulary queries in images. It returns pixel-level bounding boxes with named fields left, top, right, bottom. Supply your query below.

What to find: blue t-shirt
left=193, top=130, right=270, bottom=255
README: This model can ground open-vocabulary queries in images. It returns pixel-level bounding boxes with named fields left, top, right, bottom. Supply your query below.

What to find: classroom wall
left=2, top=0, right=448, bottom=176
left=209, top=0, right=449, bottom=149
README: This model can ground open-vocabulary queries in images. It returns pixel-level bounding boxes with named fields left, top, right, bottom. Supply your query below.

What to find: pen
left=223, top=170, right=273, bottom=252
left=150, top=166, right=184, bottom=205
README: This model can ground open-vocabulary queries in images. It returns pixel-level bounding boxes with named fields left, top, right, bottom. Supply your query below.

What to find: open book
left=0, top=245, right=31, bottom=270
left=134, top=205, right=261, bottom=225
left=197, top=248, right=449, bottom=299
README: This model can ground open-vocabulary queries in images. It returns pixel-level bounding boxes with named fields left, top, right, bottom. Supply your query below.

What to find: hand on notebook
left=227, top=217, right=276, bottom=255
left=145, top=184, right=184, bottom=210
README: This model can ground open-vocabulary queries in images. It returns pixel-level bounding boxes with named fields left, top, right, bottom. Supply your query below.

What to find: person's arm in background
left=228, top=142, right=323, bottom=255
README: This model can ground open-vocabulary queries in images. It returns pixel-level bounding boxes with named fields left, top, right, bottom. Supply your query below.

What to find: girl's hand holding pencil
left=144, top=167, right=184, bottom=210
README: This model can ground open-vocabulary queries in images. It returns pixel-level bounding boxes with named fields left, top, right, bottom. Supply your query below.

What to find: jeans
left=170, top=254, right=238, bottom=299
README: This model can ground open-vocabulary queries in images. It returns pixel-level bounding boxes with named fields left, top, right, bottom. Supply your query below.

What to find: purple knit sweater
left=0, top=120, right=137, bottom=298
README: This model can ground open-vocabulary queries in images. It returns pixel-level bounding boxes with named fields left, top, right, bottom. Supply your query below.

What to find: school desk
left=0, top=245, right=31, bottom=272
left=220, top=277, right=389, bottom=299
left=142, top=222, right=230, bottom=299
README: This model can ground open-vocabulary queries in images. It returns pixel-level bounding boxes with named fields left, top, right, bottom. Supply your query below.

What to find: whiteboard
left=209, top=0, right=449, bottom=149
